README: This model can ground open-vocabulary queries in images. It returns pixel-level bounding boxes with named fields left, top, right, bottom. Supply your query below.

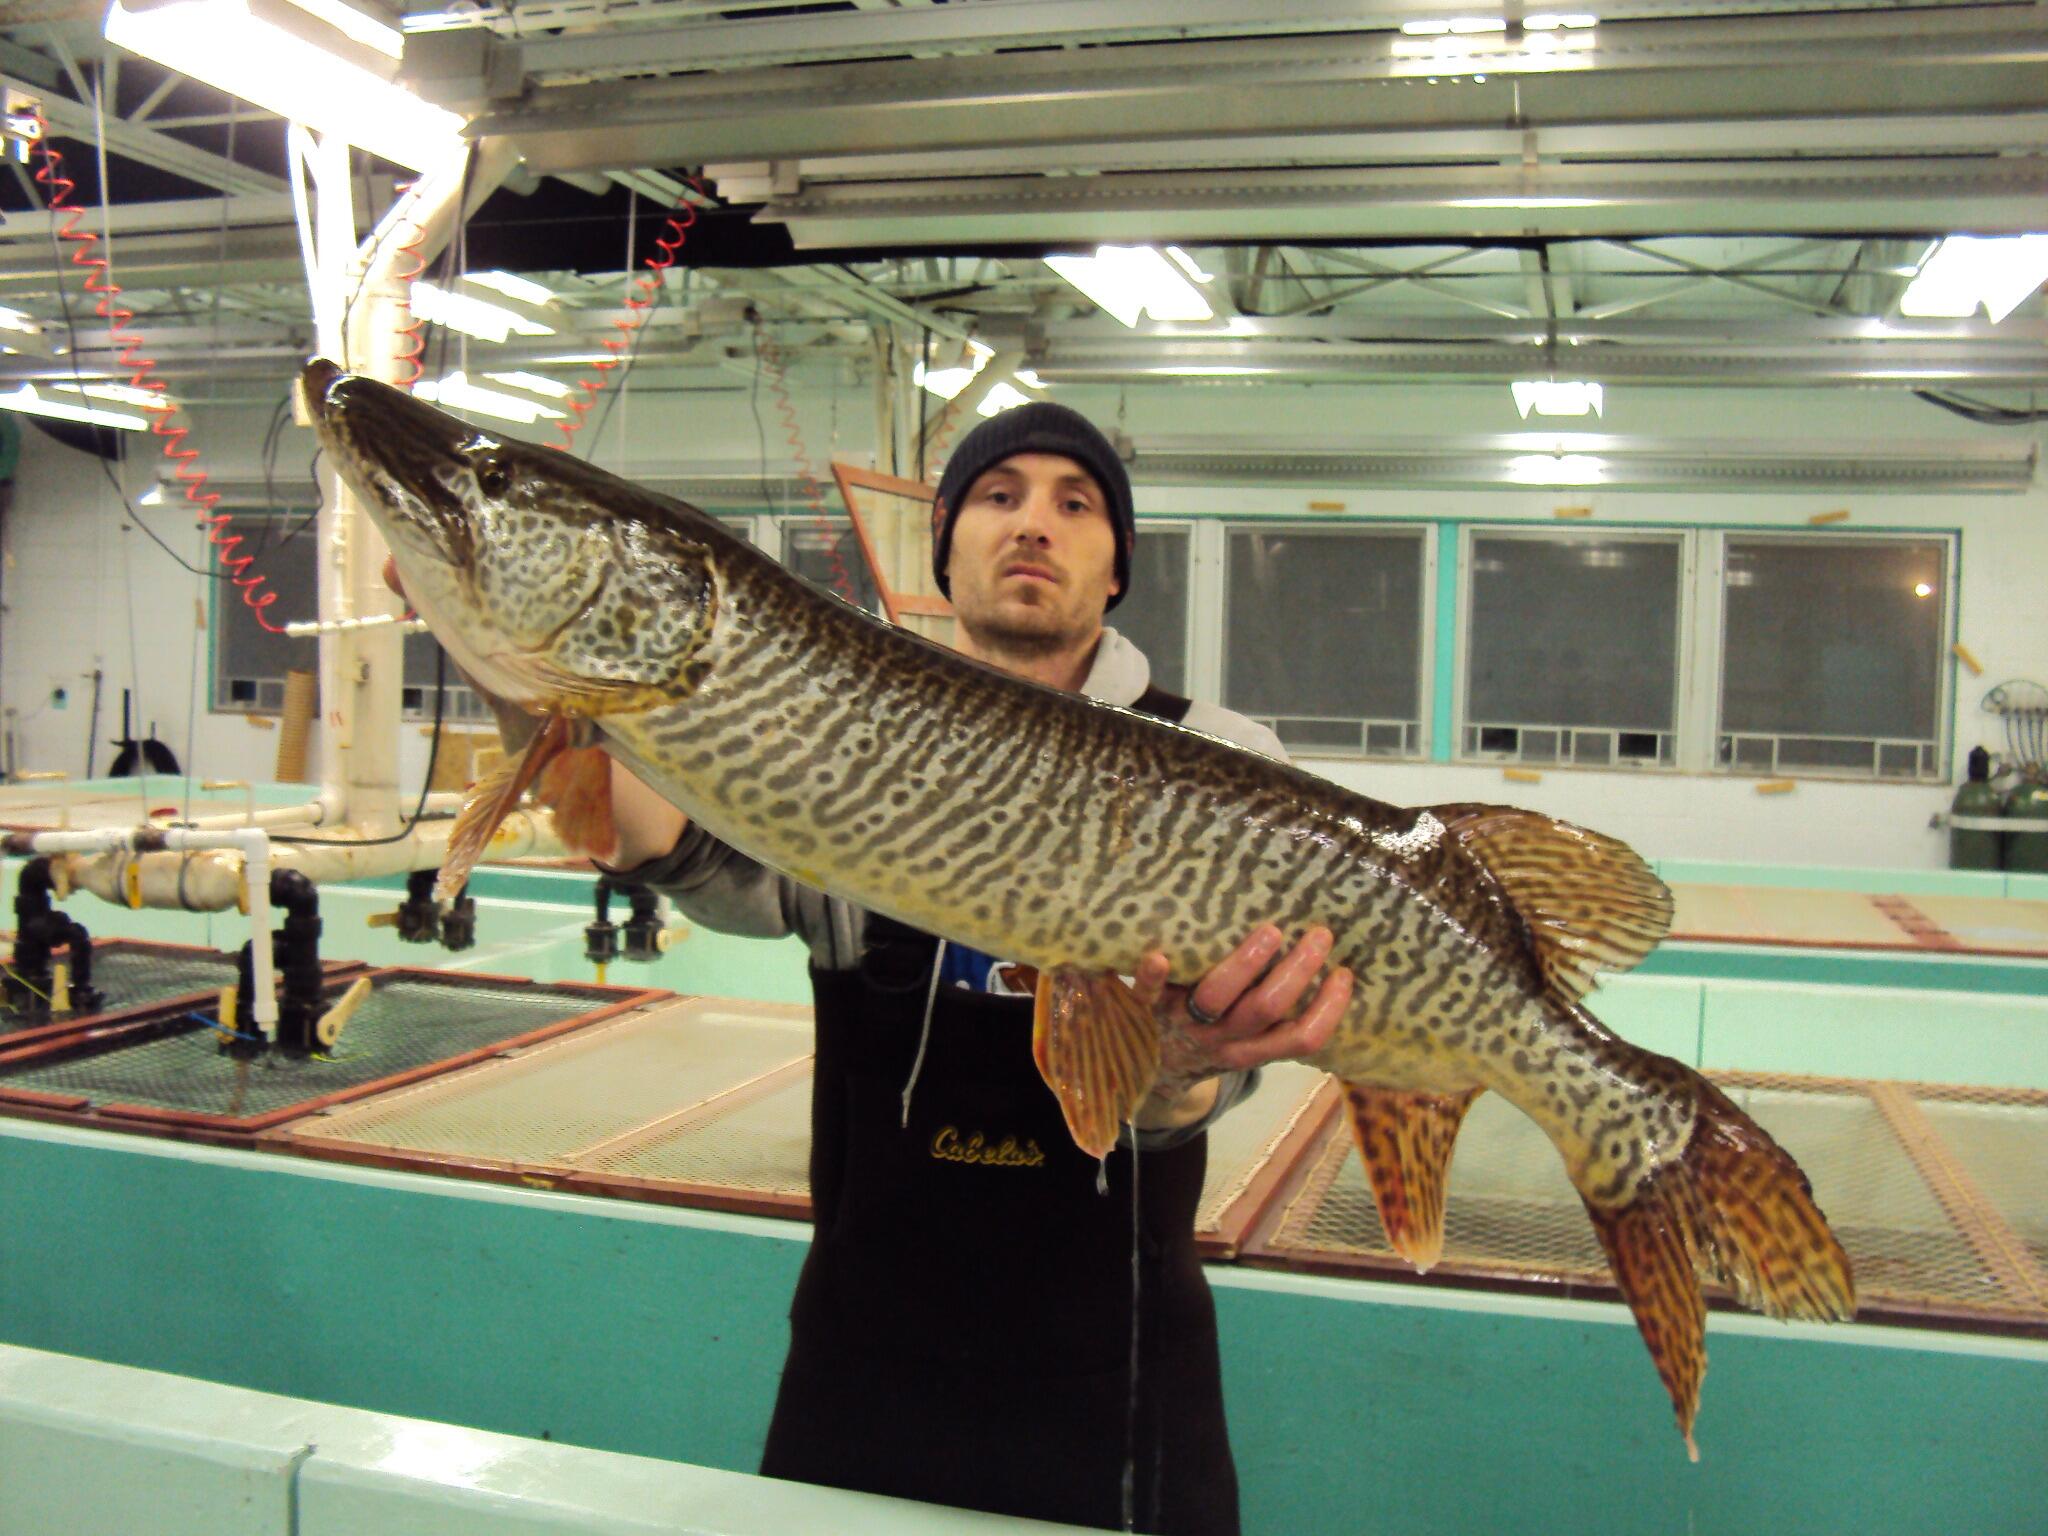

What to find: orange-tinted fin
left=1433, top=803, right=1673, bottom=1003
left=535, top=745, right=619, bottom=865
left=1340, top=1082, right=1483, bottom=1272
left=490, top=651, right=660, bottom=714
left=1031, top=967, right=1161, bottom=1160
left=435, top=715, right=571, bottom=904
left=1581, top=1075, right=1856, bottom=1460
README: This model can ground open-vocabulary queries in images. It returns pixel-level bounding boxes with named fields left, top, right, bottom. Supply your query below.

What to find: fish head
left=300, top=359, right=718, bottom=717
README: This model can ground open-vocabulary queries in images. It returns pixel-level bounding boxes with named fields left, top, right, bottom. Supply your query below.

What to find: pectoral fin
left=1031, top=967, right=1162, bottom=1160
left=436, top=714, right=572, bottom=903
left=1341, top=1081, right=1484, bottom=1272
left=535, top=744, right=619, bottom=864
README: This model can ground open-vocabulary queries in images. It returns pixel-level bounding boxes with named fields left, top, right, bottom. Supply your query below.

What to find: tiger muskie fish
left=301, top=358, right=1853, bottom=1456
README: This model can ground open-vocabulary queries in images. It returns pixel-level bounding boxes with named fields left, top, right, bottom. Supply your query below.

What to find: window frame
left=1708, top=527, right=1956, bottom=783
left=208, top=510, right=319, bottom=717
left=1217, top=518, right=1433, bottom=761
left=1116, top=516, right=1197, bottom=700
left=1452, top=523, right=1693, bottom=773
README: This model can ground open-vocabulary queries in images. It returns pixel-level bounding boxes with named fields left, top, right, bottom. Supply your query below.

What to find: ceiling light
left=1512, top=380, right=1604, bottom=418
left=1164, top=247, right=1214, bottom=284
left=480, top=370, right=571, bottom=398
left=0, top=305, right=40, bottom=335
left=1450, top=195, right=1605, bottom=209
left=1523, top=12, right=1597, bottom=27
left=279, top=0, right=402, bottom=57
left=465, top=271, right=555, bottom=306
left=104, top=0, right=464, bottom=173
left=56, top=381, right=166, bottom=409
left=1899, top=234, right=2048, bottom=324
left=1505, top=453, right=1606, bottom=486
left=977, top=381, right=1033, bottom=418
left=914, top=361, right=981, bottom=401
left=412, top=371, right=564, bottom=424
left=0, top=382, right=148, bottom=430
left=1913, top=582, right=1934, bottom=598
left=137, top=484, right=166, bottom=506
left=1046, top=247, right=1214, bottom=328
left=410, top=280, right=555, bottom=342
left=1012, top=368, right=1044, bottom=389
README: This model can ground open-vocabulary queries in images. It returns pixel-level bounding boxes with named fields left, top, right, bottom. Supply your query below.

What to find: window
left=1111, top=522, right=1191, bottom=695
left=401, top=634, right=494, bottom=724
left=1461, top=529, right=1682, bottom=767
left=1717, top=534, right=1950, bottom=779
left=1223, top=525, right=1425, bottom=756
left=776, top=514, right=882, bottom=613
left=212, top=514, right=317, bottom=713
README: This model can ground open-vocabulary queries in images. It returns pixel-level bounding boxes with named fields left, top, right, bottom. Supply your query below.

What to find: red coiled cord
left=32, top=118, right=287, bottom=633
left=750, top=311, right=859, bottom=604
left=391, top=190, right=431, bottom=389
left=551, top=181, right=705, bottom=454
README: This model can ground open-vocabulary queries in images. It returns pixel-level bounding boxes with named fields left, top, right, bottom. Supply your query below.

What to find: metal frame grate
left=0, top=939, right=365, bottom=1055
left=0, top=968, right=667, bottom=1135
left=1248, top=1070, right=2048, bottom=1335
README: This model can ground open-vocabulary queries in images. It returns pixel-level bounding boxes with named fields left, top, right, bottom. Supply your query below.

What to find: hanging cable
left=750, top=309, right=860, bottom=604
left=552, top=180, right=709, bottom=456
left=31, top=115, right=292, bottom=632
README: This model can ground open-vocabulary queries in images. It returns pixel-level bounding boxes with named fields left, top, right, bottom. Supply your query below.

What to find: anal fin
left=1032, top=968, right=1162, bottom=1160
left=436, top=715, right=571, bottom=904
left=535, top=744, right=619, bottom=865
left=1341, top=1082, right=1483, bottom=1272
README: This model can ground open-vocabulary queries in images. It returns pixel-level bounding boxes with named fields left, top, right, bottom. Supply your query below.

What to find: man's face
left=943, top=452, right=1121, bottom=656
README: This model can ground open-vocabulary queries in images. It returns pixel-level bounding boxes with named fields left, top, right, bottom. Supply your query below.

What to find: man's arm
left=605, top=759, right=689, bottom=871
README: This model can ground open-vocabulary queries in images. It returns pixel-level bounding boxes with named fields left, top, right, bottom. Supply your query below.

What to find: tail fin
left=1581, top=1075, right=1855, bottom=1460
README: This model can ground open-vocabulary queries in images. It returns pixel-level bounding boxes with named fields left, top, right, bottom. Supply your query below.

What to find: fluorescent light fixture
left=412, top=371, right=564, bottom=424
left=0, top=305, right=40, bottom=335
left=56, top=380, right=166, bottom=409
left=914, top=361, right=980, bottom=401
left=1505, top=452, right=1606, bottom=486
left=1512, top=379, right=1604, bottom=418
left=410, top=280, right=555, bottom=342
left=481, top=370, right=571, bottom=398
left=137, top=484, right=166, bottom=506
left=1449, top=195, right=1605, bottom=209
left=977, top=381, right=1033, bottom=417
left=1012, top=368, right=1044, bottom=389
left=1046, top=247, right=1214, bottom=328
left=465, top=271, right=555, bottom=306
left=1913, top=581, right=1934, bottom=598
left=1899, top=234, right=2048, bottom=324
left=1164, top=247, right=1214, bottom=284
left=0, top=382, right=148, bottom=430
left=280, top=0, right=402, bottom=57
left=103, top=0, right=464, bottom=173
left=1524, top=13, right=1597, bottom=27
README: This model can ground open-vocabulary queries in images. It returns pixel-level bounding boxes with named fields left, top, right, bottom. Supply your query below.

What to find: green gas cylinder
left=2005, top=775, right=2048, bottom=876
left=1949, top=746, right=2005, bottom=870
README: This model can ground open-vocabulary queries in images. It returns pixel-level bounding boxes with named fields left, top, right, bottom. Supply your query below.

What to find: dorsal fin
left=1432, top=803, right=1673, bottom=1003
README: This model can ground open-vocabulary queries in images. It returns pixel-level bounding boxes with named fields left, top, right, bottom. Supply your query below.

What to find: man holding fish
left=599, top=403, right=1346, bottom=1535
left=333, top=348, right=1849, bottom=1532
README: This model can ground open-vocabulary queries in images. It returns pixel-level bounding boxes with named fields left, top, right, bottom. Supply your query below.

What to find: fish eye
left=474, top=457, right=511, bottom=499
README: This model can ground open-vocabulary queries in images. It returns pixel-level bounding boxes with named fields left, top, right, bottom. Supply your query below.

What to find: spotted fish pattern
left=304, top=360, right=1854, bottom=1456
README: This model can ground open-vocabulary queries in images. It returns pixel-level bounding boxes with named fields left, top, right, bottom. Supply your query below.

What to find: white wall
left=3, top=375, right=2040, bottom=871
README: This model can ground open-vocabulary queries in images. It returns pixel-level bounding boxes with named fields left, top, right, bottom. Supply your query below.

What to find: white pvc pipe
left=13, top=826, right=281, bottom=1038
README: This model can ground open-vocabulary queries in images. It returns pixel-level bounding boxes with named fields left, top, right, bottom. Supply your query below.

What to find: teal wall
left=1, top=1121, right=2042, bottom=1536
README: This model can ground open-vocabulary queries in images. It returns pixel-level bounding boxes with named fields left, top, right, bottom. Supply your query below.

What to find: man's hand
left=1128, top=925, right=1352, bottom=1131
